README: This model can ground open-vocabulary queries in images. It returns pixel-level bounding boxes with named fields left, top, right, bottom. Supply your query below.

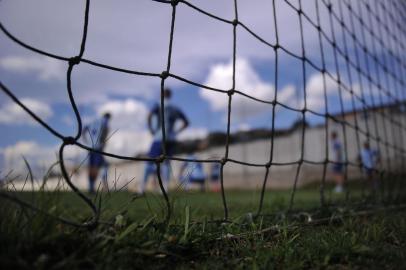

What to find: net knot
left=63, top=136, right=76, bottom=145
left=69, top=56, right=81, bottom=66
left=232, top=19, right=238, bottom=26
left=160, top=71, right=169, bottom=79
left=171, top=0, right=179, bottom=7
left=156, top=154, right=166, bottom=163
left=327, top=3, right=333, bottom=11
left=227, top=89, right=234, bottom=96
left=265, top=162, right=271, bottom=169
left=220, top=158, right=227, bottom=165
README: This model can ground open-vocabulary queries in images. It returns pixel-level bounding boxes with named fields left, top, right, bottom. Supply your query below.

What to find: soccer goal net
left=1, top=0, right=405, bottom=225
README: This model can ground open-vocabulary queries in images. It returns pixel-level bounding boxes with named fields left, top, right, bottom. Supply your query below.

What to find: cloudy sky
left=0, top=0, right=402, bottom=173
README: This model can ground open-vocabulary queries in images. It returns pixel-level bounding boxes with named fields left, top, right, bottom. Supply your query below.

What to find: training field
left=1, top=185, right=406, bottom=269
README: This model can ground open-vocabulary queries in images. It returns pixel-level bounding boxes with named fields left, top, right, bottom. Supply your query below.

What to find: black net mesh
left=1, top=0, right=405, bottom=227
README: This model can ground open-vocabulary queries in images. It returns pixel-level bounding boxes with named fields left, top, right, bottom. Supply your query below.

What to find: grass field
left=1, top=185, right=406, bottom=269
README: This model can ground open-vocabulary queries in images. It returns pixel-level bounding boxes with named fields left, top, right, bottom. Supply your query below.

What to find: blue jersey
left=361, top=148, right=378, bottom=169
left=331, top=139, right=343, bottom=162
left=149, top=102, right=187, bottom=141
left=84, top=117, right=109, bottom=150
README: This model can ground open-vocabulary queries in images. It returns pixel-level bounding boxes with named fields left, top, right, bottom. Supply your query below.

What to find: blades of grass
left=40, top=161, right=59, bottom=191
left=22, top=155, right=34, bottom=191
left=116, top=221, right=139, bottom=242
left=141, top=215, right=157, bottom=231
left=184, top=205, right=190, bottom=240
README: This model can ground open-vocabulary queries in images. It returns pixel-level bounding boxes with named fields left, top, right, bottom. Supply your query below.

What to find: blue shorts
left=364, top=167, right=374, bottom=177
left=148, top=141, right=175, bottom=158
left=148, top=141, right=163, bottom=158
left=89, top=152, right=105, bottom=168
left=210, top=174, right=220, bottom=182
left=189, top=177, right=205, bottom=183
left=332, top=163, right=343, bottom=173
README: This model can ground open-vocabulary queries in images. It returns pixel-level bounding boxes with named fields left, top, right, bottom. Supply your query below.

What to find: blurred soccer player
left=330, top=131, right=344, bottom=193
left=209, top=162, right=221, bottom=192
left=141, top=88, right=189, bottom=194
left=360, top=141, right=380, bottom=193
left=83, top=112, right=111, bottom=194
left=179, top=141, right=207, bottom=192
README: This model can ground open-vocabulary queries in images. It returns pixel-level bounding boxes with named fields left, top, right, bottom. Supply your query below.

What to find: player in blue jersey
left=360, top=141, right=380, bottom=192
left=141, top=88, right=189, bottom=194
left=83, top=112, right=111, bottom=194
left=180, top=153, right=206, bottom=192
left=179, top=141, right=208, bottom=192
left=209, top=161, right=221, bottom=192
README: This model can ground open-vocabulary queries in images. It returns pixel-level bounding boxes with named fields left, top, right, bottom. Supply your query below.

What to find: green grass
left=1, top=186, right=405, bottom=269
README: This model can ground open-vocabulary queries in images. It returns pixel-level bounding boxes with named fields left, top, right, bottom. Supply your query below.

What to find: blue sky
left=0, top=0, right=402, bottom=173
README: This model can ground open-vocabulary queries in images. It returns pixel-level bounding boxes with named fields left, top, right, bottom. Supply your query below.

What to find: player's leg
left=101, top=163, right=109, bottom=192
left=160, top=160, right=170, bottom=192
left=161, top=141, right=175, bottom=192
left=200, top=179, right=206, bottom=192
left=141, top=160, right=152, bottom=193
left=141, top=141, right=162, bottom=193
left=88, top=153, right=97, bottom=193
left=333, top=164, right=344, bottom=193
left=89, top=167, right=99, bottom=194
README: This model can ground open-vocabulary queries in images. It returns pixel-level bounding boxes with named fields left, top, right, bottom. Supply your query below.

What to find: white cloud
left=2, top=141, right=58, bottom=176
left=0, top=98, right=53, bottom=125
left=342, top=83, right=380, bottom=103
left=0, top=55, right=65, bottom=81
left=304, top=73, right=379, bottom=111
left=305, top=73, right=338, bottom=111
left=1, top=140, right=86, bottom=177
left=104, top=130, right=152, bottom=158
left=200, top=58, right=295, bottom=119
left=96, top=98, right=148, bottom=131
left=237, top=123, right=251, bottom=132
left=178, top=127, right=208, bottom=141
left=277, top=84, right=296, bottom=103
